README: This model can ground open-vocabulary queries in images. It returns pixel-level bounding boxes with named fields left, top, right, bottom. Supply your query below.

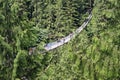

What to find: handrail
left=44, top=13, right=92, bottom=51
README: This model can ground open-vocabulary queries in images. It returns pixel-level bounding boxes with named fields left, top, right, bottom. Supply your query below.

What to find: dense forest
left=0, top=0, right=120, bottom=80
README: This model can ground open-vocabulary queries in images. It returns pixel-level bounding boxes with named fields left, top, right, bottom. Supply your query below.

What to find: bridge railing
left=44, top=13, right=92, bottom=51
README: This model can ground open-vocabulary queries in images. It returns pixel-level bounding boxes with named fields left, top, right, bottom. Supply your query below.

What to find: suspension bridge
left=29, top=13, right=92, bottom=55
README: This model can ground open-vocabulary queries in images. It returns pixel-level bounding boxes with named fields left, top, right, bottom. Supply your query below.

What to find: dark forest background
left=0, top=0, right=120, bottom=80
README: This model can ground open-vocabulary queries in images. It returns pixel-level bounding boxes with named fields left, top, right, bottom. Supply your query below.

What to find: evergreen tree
left=0, top=0, right=120, bottom=79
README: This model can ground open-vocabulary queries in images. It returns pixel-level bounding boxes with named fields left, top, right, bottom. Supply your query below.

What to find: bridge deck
left=44, top=14, right=92, bottom=51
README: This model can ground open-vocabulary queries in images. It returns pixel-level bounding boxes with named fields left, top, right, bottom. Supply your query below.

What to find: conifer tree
left=0, top=0, right=120, bottom=79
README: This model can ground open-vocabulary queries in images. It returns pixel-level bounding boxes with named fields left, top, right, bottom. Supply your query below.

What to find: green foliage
left=0, top=0, right=120, bottom=80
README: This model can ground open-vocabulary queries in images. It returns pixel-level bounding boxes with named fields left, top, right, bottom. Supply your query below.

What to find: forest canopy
left=0, top=0, right=120, bottom=80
